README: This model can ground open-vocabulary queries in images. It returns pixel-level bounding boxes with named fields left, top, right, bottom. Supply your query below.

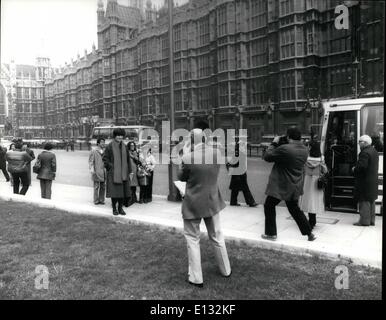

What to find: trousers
left=183, top=213, right=231, bottom=284
left=40, top=179, right=53, bottom=199
left=93, top=180, right=106, bottom=204
left=358, top=201, right=376, bottom=225
left=11, top=172, right=29, bottom=195
left=264, top=195, right=312, bottom=236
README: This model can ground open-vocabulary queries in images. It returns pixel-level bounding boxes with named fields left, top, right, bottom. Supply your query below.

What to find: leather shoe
left=224, top=270, right=232, bottom=278
left=261, top=234, right=277, bottom=241
left=188, top=280, right=203, bottom=288
left=230, top=203, right=241, bottom=206
left=112, top=209, right=119, bottom=216
left=353, top=222, right=369, bottom=226
left=249, top=203, right=258, bottom=207
left=118, top=208, right=126, bottom=216
left=308, top=233, right=316, bottom=241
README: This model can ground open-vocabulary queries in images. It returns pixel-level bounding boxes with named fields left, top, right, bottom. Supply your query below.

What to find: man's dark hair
left=97, top=138, right=105, bottom=145
left=193, top=120, right=209, bottom=131
left=14, top=142, right=23, bottom=150
left=44, top=142, right=54, bottom=151
left=287, top=127, right=302, bottom=141
left=309, top=141, right=321, bottom=157
left=113, top=128, right=126, bottom=137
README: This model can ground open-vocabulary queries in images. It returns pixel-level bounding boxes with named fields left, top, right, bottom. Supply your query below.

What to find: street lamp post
left=167, top=0, right=181, bottom=202
left=353, top=58, right=359, bottom=98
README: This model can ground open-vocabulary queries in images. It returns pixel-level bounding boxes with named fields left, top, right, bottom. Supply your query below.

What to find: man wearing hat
left=352, top=135, right=379, bottom=226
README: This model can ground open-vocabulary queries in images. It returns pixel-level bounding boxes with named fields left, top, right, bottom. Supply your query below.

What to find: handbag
left=317, top=165, right=328, bottom=190
left=33, top=159, right=41, bottom=174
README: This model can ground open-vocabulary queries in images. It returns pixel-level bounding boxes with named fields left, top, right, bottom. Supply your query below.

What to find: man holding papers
left=178, top=125, right=231, bottom=287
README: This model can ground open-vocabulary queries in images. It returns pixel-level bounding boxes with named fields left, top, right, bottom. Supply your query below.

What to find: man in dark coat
left=262, top=127, right=316, bottom=241
left=0, top=145, right=10, bottom=181
left=103, top=128, right=132, bottom=216
left=36, top=142, right=56, bottom=199
left=227, top=139, right=257, bottom=207
left=178, top=128, right=231, bottom=287
left=353, top=135, right=379, bottom=226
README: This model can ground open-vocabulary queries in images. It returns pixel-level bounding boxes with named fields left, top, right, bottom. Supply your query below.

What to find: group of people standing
left=0, top=139, right=56, bottom=199
left=178, top=123, right=379, bottom=287
left=89, top=128, right=156, bottom=216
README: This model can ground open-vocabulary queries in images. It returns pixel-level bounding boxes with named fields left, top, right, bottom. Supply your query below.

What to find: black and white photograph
left=0, top=0, right=383, bottom=307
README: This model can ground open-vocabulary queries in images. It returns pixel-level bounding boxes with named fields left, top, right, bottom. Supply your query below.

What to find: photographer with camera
left=262, top=127, right=316, bottom=241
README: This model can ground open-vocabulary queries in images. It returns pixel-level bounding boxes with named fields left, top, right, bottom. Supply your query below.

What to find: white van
left=90, top=125, right=158, bottom=151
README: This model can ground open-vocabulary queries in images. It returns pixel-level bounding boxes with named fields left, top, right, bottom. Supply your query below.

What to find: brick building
left=11, top=0, right=386, bottom=141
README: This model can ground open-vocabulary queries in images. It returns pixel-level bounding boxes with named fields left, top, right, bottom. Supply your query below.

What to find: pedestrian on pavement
left=226, top=138, right=257, bottom=207
left=299, top=141, right=328, bottom=230
left=178, top=126, right=231, bottom=287
left=144, top=148, right=156, bottom=203
left=262, top=127, right=316, bottom=241
left=0, top=145, right=10, bottom=182
left=128, top=141, right=139, bottom=205
left=36, top=142, right=56, bottom=199
left=89, top=138, right=106, bottom=205
left=70, top=139, right=75, bottom=152
left=5, top=141, right=33, bottom=195
left=103, top=128, right=131, bottom=216
left=22, top=144, right=35, bottom=186
left=137, top=150, right=150, bottom=204
left=352, top=135, right=379, bottom=226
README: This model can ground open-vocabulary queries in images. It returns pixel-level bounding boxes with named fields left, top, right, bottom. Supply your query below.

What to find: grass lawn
left=0, top=200, right=381, bottom=300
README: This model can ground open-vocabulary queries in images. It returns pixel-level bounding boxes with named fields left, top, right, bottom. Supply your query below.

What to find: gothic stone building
left=40, top=0, right=384, bottom=142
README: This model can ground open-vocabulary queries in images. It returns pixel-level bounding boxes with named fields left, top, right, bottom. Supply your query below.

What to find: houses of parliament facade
left=1, top=0, right=384, bottom=143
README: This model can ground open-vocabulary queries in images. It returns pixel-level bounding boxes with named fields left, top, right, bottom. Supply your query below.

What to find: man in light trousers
left=178, top=127, right=231, bottom=287
left=89, top=138, right=106, bottom=205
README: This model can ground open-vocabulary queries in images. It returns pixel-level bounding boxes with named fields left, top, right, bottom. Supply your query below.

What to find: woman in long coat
left=128, top=141, right=139, bottom=204
left=22, top=144, right=35, bottom=186
left=227, top=141, right=257, bottom=207
left=103, top=128, right=131, bottom=216
left=299, top=142, right=328, bottom=229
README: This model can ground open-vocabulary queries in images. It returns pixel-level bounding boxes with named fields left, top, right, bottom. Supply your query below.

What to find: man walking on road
left=262, top=127, right=316, bottom=241
left=352, top=135, right=379, bottom=226
left=178, top=126, right=231, bottom=288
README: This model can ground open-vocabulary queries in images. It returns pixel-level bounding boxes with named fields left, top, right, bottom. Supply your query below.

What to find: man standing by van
left=353, top=135, right=379, bottom=226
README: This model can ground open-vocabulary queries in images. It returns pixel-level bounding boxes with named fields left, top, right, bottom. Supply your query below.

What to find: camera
left=277, top=135, right=289, bottom=146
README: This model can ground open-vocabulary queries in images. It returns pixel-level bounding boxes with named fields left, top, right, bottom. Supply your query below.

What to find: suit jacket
left=264, top=140, right=308, bottom=201
left=37, top=151, right=56, bottom=180
left=89, top=147, right=105, bottom=182
left=353, top=145, right=379, bottom=202
left=178, top=143, right=226, bottom=220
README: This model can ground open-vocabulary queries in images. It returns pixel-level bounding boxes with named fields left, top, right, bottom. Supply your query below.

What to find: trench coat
left=299, top=157, right=328, bottom=214
left=353, top=145, right=379, bottom=202
left=263, top=140, right=308, bottom=201
left=178, top=143, right=226, bottom=220
left=102, top=142, right=131, bottom=199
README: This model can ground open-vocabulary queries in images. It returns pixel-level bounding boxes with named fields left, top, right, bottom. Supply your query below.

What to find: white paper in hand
left=174, top=180, right=186, bottom=197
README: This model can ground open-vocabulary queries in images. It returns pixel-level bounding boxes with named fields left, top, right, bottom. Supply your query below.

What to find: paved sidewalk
left=0, top=180, right=382, bottom=268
